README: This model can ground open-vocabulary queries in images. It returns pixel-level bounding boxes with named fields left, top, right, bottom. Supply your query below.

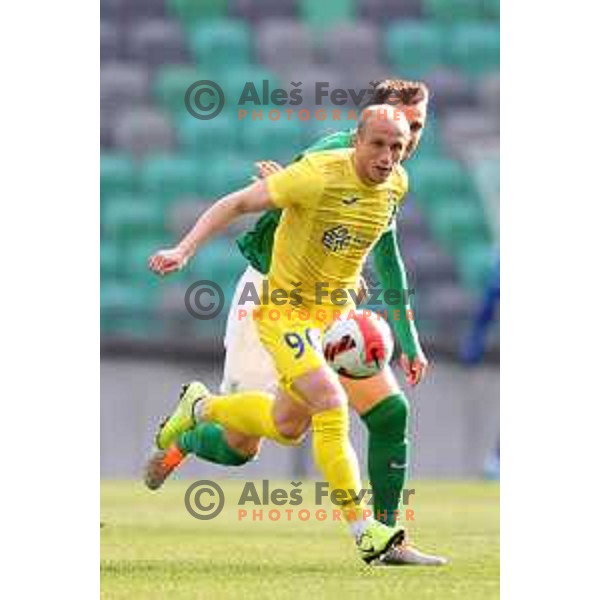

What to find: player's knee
left=364, top=393, right=409, bottom=440
left=225, top=431, right=262, bottom=459
left=292, top=369, right=347, bottom=413
left=277, top=419, right=309, bottom=440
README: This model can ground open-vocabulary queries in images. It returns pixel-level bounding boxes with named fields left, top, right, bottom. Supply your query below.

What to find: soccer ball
left=322, top=310, right=394, bottom=379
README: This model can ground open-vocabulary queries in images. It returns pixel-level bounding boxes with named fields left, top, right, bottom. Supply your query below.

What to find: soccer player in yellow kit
left=148, top=106, right=412, bottom=563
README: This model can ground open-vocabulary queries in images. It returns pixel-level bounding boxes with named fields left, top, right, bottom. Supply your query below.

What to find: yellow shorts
left=255, top=305, right=347, bottom=392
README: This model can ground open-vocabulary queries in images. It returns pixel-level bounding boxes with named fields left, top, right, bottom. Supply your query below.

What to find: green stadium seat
left=221, top=66, right=281, bottom=117
left=139, top=155, right=201, bottom=203
left=455, top=242, right=496, bottom=291
left=166, top=0, right=228, bottom=25
left=482, top=0, right=500, bottom=20
left=103, top=196, right=165, bottom=238
left=197, top=153, right=255, bottom=197
left=447, top=22, right=500, bottom=77
left=385, top=21, right=445, bottom=78
left=189, top=20, right=252, bottom=69
left=101, top=281, right=155, bottom=336
left=409, top=158, right=473, bottom=204
left=153, top=66, right=205, bottom=116
left=101, top=154, right=135, bottom=200
left=413, top=115, right=442, bottom=158
left=240, top=116, right=305, bottom=161
left=100, top=241, right=122, bottom=279
left=424, top=0, right=484, bottom=22
left=184, top=238, right=247, bottom=308
left=428, top=201, right=489, bottom=253
left=299, top=0, right=355, bottom=30
left=177, top=112, right=239, bottom=156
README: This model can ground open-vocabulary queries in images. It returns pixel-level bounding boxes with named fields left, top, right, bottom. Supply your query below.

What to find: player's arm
left=149, top=180, right=275, bottom=276
left=372, top=229, right=428, bottom=386
left=150, top=157, right=321, bottom=276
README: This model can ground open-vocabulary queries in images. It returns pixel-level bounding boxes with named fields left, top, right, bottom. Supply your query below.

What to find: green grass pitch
left=101, top=480, right=499, bottom=600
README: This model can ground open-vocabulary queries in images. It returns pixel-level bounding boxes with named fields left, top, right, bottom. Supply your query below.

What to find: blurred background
left=100, top=0, right=499, bottom=481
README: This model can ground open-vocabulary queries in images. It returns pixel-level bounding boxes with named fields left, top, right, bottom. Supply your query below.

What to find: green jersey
left=236, top=129, right=356, bottom=274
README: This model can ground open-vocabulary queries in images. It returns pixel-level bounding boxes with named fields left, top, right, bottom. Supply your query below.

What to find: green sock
left=178, top=422, right=252, bottom=466
left=361, top=394, right=410, bottom=527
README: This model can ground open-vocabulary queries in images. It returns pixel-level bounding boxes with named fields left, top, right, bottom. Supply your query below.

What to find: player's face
left=396, top=100, right=428, bottom=160
left=354, top=122, right=409, bottom=184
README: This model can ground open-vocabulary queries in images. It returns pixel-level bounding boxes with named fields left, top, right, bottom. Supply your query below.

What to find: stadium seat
left=100, top=0, right=122, bottom=21
left=139, top=155, right=201, bottom=202
left=231, top=0, right=298, bottom=22
left=402, top=240, right=457, bottom=289
left=255, top=20, right=315, bottom=71
left=239, top=117, right=305, bottom=160
left=220, top=65, right=281, bottom=112
left=177, top=112, right=239, bottom=156
left=483, top=0, right=501, bottom=20
left=189, top=20, right=252, bottom=69
left=441, top=109, right=499, bottom=156
left=112, top=108, right=175, bottom=156
left=101, top=281, right=152, bottom=317
left=455, top=242, right=496, bottom=291
left=417, top=282, right=477, bottom=324
left=428, top=201, right=489, bottom=252
left=409, top=158, right=474, bottom=203
left=153, top=66, right=205, bottom=115
left=320, top=23, right=380, bottom=68
left=127, top=19, right=189, bottom=68
left=412, top=115, right=442, bottom=158
left=397, top=201, right=429, bottom=240
left=275, top=65, right=346, bottom=110
left=358, top=0, right=423, bottom=21
left=102, top=0, right=166, bottom=23
left=385, top=21, right=445, bottom=78
left=424, top=0, right=484, bottom=22
left=166, top=0, right=228, bottom=24
left=101, top=63, right=150, bottom=112
left=166, top=200, right=209, bottom=238
left=299, top=0, right=355, bottom=30
left=422, top=68, right=476, bottom=113
left=100, top=241, right=122, bottom=278
left=103, top=196, right=164, bottom=238
left=101, top=154, right=136, bottom=200
left=475, top=71, right=500, bottom=114
left=101, top=22, right=121, bottom=62
left=197, top=153, right=255, bottom=197
left=338, top=64, right=390, bottom=100
left=447, top=23, right=500, bottom=77
left=101, top=281, right=155, bottom=336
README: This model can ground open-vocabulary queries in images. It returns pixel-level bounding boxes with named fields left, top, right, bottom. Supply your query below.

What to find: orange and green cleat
left=144, top=444, right=186, bottom=491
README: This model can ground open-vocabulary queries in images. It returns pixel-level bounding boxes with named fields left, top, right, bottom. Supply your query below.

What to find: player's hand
left=400, top=352, right=429, bottom=387
left=148, top=247, right=189, bottom=276
left=255, top=160, right=283, bottom=179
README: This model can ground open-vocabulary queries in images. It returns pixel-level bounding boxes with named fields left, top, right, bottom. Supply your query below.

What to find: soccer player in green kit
left=146, top=80, right=446, bottom=566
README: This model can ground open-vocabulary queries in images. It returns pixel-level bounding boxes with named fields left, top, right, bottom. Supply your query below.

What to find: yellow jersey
left=265, top=148, right=409, bottom=312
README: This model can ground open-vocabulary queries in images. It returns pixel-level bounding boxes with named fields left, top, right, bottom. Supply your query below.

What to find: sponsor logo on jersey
left=321, top=225, right=353, bottom=252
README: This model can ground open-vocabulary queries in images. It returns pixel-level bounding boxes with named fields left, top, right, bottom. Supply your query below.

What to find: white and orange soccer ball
left=323, top=310, right=394, bottom=379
